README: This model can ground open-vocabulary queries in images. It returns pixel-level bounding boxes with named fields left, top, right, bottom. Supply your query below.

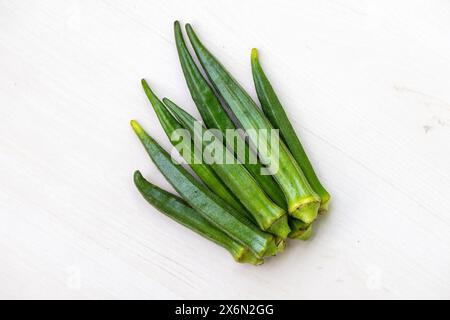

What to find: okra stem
left=162, top=98, right=291, bottom=239
left=185, top=23, right=320, bottom=223
left=134, top=171, right=263, bottom=264
left=131, top=120, right=277, bottom=257
left=288, top=218, right=313, bottom=240
left=251, top=48, right=331, bottom=213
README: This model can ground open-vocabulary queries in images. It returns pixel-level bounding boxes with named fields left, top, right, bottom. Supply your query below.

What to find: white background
left=1, top=0, right=449, bottom=299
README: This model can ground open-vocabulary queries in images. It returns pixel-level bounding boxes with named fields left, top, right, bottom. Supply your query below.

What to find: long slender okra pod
left=163, top=98, right=290, bottom=238
left=141, top=79, right=250, bottom=217
left=173, top=21, right=285, bottom=208
left=134, top=171, right=262, bottom=264
left=185, top=23, right=320, bottom=223
left=251, top=48, right=331, bottom=212
left=131, top=120, right=277, bottom=257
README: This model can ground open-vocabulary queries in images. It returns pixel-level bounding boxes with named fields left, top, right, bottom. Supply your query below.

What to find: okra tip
left=162, top=97, right=181, bottom=114
left=292, top=200, right=320, bottom=224
left=289, top=223, right=313, bottom=240
left=319, top=193, right=331, bottom=214
left=185, top=23, right=196, bottom=40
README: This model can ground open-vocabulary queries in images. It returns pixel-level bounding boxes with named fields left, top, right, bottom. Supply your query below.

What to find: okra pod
left=141, top=79, right=249, bottom=217
left=251, top=48, right=331, bottom=213
left=163, top=98, right=291, bottom=239
left=185, top=23, right=320, bottom=224
left=131, top=120, right=277, bottom=257
left=134, top=171, right=263, bottom=264
left=173, top=21, right=285, bottom=207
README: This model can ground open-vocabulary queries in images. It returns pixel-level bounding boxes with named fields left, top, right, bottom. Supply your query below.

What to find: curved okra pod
left=134, top=171, right=263, bottom=264
left=163, top=98, right=290, bottom=239
left=251, top=49, right=331, bottom=213
left=131, top=120, right=277, bottom=258
left=141, top=79, right=250, bottom=217
left=173, top=21, right=285, bottom=208
left=185, top=23, right=320, bottom=223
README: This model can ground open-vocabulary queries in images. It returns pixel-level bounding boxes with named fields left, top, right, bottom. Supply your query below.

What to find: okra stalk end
left=274, top=237, right=287, bottom=253
left=288, top=217, right=312, bottom=239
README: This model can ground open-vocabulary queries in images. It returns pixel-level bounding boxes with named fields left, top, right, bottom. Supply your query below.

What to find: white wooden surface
left=1, top=0, right=449, bottom=299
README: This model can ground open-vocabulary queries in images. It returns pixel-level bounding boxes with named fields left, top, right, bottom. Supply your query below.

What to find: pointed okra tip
left=185, top=23, right=196, bottom=40
left=133, top=170, right=143, bottom=184
left=162, top=97, right=171, bottom=105
left=141, top=78, right=153, bottom=96
left=134, top=170, right=153, bottom=192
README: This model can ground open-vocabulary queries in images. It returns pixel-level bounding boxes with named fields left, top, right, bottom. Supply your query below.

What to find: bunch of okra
left=131, top=22, right=330, bottom=265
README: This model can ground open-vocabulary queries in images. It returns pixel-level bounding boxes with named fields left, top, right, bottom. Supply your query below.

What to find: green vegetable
left=131, top=120, right=277, bottom=258
left=141, top=79, right=250, bottom=217
left=173, top=21, right=285, bottom=208
left=185, top=23, right=320, bottom=223
left=131, top=22, right=331, bottom=265
left=134, top=171, right=262, bottom=264
left=163, top=98, right=291, bottom=238
left=288, top=218, right=313, bottom=240
left=251, top=48, right=331, bottom=213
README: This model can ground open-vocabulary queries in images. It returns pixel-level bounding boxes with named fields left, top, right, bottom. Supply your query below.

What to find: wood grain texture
left=0, top=0, right=449, bottom=299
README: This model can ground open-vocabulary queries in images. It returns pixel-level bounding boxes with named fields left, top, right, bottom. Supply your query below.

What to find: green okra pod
left=251, top=48, right=331, bottom=213
left=185, top=23, right=320, bottom=224
left=163, top=98, right=290, bottom=239
left=134, top=171, right=263, bottom=264
left=141, top=79, right=250, bottom=217
left=131, top=120, right=277, bottom=257
left=173, top=21, right=285, bottom=208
